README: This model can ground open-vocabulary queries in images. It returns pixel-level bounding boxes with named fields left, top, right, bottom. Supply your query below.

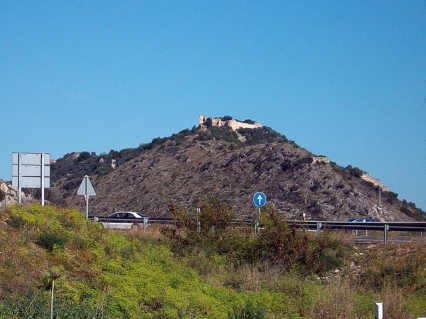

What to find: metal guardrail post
left=317, top=222, right=322, bottom=233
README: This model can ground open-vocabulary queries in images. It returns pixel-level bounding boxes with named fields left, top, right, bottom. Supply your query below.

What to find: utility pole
left=377, top=178, right=382, bottom=207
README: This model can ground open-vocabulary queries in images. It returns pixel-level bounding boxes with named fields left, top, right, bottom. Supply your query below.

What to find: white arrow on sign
left=253, top=192, right=266, bottom=207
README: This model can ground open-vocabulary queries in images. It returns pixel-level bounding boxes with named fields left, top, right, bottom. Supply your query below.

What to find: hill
left=39, top=116, right=426, bottom=221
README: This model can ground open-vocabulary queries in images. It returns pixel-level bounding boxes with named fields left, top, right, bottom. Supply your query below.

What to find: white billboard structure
left=12, top=152, right=51, bottom=206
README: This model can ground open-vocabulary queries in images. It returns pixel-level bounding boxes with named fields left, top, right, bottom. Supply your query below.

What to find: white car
left=96, top=211, right=148, bottom=229
left=108, top=211, right=147, bottom=219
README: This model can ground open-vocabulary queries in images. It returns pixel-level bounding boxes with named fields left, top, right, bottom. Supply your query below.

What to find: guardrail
left=291, top=220, right=426, bottom=233
left=89, top=216, right=426, bottom=243
left=288, top=220, right=426, bottom=243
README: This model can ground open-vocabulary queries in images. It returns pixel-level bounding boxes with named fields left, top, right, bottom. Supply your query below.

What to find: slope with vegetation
left=45, top=117, right=425, bottom=222
left=2, top=202, right=426, bottom=318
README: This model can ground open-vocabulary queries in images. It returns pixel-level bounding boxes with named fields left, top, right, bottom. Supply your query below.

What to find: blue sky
left=2, top=1, right=426, bottom=210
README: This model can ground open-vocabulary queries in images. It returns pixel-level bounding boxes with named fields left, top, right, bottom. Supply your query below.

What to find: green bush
left=163, top=194, right=237, bottom=258
left=238, top=127, right=289, bottom=145
left=35, top=233, right=65, bottom=252
left=228, top=300, right=265, bottom=319
left=346, top=165, right=363, bottom=178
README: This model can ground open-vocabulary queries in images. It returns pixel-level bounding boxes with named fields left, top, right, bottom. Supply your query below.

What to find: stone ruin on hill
left=198, top=115, right=263, bottom=131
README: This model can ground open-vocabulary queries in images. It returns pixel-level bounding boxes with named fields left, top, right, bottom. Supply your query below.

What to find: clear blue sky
left=2, top=1, right=426, bottom=210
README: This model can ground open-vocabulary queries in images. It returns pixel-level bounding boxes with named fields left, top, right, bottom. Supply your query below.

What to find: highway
left=90, top=216, right=426, bottom=243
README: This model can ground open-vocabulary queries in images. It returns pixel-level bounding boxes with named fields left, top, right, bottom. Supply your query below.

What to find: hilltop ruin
left=198, top=115, right=262, bottom=131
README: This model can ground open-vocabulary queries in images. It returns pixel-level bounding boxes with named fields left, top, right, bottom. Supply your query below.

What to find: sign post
left=77, top=175, right=96, bottom=219
left=253, top=192, right=266, bottom=233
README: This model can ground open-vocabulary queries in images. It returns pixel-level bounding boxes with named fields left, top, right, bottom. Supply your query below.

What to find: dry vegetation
left=2, top=199, right=426, bottom=318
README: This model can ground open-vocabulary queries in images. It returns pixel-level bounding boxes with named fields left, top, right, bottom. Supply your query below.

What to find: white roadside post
left=375, top=302, right=383, bottom=319
left=364, top=218, right=367, bottom=236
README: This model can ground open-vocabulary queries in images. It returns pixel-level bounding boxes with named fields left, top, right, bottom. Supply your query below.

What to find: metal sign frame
left=12, top=152, right=51, bottom=205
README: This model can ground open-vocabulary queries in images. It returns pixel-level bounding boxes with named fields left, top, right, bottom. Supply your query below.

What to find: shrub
left=238, top=127, right=288, bottom=145
left=257, top=210, right=311, bottom=272
left=346, top=165, right=363, bottom=178
left=35, top=233, right=65, bottom=252
left=77, top=151, right=91, bottom=161
left=228, top=300, right=265, bottom=319
left=163, top=194, right=237, bottom=257
left=163, top=196, right=351, bottom=276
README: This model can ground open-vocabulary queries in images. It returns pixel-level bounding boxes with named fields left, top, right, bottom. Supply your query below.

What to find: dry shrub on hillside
left=0, top=221, right=48, bottom=299
left=380, top=282, right=417, bottom=319
left=357, top=243, right=426, bottom=292
left=123, top=223, right=165, bottom=242
left=311, top=279, right=355, bottom=319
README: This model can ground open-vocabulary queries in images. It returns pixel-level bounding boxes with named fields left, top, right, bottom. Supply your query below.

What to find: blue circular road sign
left=253, top=192, right=267, bottom=207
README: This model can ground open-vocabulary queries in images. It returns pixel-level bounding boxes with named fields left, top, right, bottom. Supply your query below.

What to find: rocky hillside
left=12, top=117, right=425, bottom=222
left=0, top=180, right=37, bottom=206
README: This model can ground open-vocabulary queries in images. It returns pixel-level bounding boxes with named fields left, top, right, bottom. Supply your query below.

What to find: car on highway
left=108, top=211, right=147, bottom=219
left=346, top=217, right=379, bottom=223
left=345, top=217, right=379, bottom=234
left=95, top=211, right=149, bottom=229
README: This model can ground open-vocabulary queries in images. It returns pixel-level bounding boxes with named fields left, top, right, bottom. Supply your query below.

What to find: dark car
left=345, top=217, right=379, bottom=234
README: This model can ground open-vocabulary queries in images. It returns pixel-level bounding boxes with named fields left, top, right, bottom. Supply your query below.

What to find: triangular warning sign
left=77, top=175, right=96, bottom=196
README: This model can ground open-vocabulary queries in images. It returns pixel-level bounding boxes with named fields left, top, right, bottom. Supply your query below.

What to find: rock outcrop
left=0, top=179, right=35, bottom=206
